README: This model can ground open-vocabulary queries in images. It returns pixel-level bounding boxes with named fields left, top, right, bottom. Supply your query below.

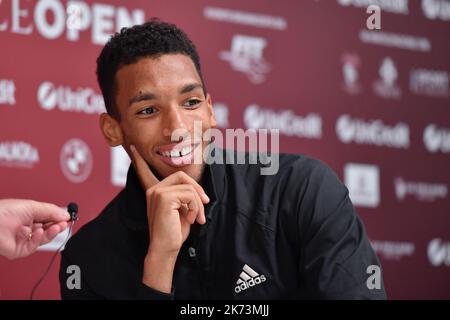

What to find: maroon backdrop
left=0, top=0, right=449, bottom=299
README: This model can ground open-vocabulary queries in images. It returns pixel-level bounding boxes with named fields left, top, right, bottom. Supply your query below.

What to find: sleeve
left=59, top=250, right=175, bottom=300
left=135, top=283, right=175, bottom=300
left=295, top=161, right=387, bottom=300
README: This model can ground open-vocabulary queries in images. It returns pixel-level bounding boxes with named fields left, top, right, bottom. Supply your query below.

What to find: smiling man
left=59, top=19, right=386, bottom=299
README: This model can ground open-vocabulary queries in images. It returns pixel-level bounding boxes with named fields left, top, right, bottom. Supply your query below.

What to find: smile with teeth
left=156, top=144, right=199, bottom=158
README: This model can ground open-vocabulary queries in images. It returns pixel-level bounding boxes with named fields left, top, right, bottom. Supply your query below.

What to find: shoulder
left=274, top=153, right=350, bottom=220
left=227, top=149, right=341, bottom=195
left=275, top=153, right=345, bottom=201
left=222, top=149, right=346, bottom=217
left=61, top=192, right=127, bottom=263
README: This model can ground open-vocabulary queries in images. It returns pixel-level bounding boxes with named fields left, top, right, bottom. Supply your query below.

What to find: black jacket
left=59, top=149, right=386, bottom=299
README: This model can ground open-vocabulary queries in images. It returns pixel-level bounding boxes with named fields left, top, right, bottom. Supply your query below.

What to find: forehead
left=115, top=54, right=201, bottom=92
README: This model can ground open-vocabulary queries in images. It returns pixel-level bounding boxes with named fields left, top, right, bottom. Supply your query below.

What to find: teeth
left=181, top=146, right=192, bottom=156
left=159, top=145, right=195, bottom=158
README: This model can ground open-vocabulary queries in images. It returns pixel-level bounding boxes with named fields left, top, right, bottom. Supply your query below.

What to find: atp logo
left=220, top=35, right=271, bottom=84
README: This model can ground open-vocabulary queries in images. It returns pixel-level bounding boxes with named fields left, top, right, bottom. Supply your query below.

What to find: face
left=100, top=54, right=216, bottom=183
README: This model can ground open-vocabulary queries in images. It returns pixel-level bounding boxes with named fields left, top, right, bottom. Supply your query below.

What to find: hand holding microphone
left=0, top=199, right=71, bottom=259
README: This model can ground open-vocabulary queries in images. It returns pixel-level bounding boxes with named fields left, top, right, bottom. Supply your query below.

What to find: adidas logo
left=234, top=264, right=266, bottom=293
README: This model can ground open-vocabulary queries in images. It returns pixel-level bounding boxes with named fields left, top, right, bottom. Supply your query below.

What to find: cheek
left=192, top=108, right=213, bottom=130
left=123, top=120, right=159, bottom=145
left=180, top=111, right=208, bottom=133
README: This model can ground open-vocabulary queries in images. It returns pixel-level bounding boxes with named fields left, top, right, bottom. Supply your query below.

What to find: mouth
left=155, top=142, right=201, bottom=167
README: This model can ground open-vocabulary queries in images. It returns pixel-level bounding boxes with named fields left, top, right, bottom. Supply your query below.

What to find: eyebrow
left=128, top=92, right=157, bottom=106
left=179, top=83, right=204, bottom=95
left=128, top=83, right=204, bottom=107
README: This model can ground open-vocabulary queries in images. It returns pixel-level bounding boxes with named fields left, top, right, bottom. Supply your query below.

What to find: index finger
left=27, top=201, right=70, bottom=223
left=162, top=172, right=209, bottom=204
left=129, top=144, right=159, bottom=190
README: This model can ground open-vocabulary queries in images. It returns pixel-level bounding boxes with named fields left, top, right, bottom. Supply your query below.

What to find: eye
left=137, top=107, right=157, bottom=115
left=183, top=99, right=202, bottom=108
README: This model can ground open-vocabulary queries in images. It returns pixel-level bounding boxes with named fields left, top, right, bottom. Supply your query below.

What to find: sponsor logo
left=371, top=240, right=415, bottom=260
left=410, top=69, right=449, bottom=98
left=220, top=35, right=271, bottom=84
left=0, top=141, right=39, bottom=168
left=344, top=163, right=380, bottom=208
left=336, top=114, right=410, bottom=149
left=203, top=6, right=287, bottom=30
left=394, top=177, right=448, bottom=202
left=359, top=30, right=431, bottom=52
left=111, top=146, right=130, bottom=187
left=428, top=239, right=450, bottom=267
left=421, top=0, right=450, bottom=21
left=244, top=104, right=322, bottom=139
left=213, top=103, right=230, bottom=128
left=373, top=57, right=401, bottom=99
left=37, top=81, right=105, bottom=114
left=423, top=124, right=450, bottom=153
left=235, top=264, right=267, bottom=293
left=341, top=53, right=362, bottom=95
left=0, top=0, right=145, bottom=45
left=60, top=138, right=93, bottom=183
left=0, top=79, right=16, bottom=105
left=337, top=0, right=409, bottom=14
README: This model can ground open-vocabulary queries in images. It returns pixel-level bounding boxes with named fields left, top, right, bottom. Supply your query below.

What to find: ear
left=99, top=113, right=124, bottom=147
left=206, top=93, right=217, bottom=128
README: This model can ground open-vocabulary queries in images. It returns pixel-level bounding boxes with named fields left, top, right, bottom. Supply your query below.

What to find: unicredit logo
left=336, top=114, right=410, bottom=149
left=423, top=124, right=450, bottom=153
left=244, top=104, right=322, bottom=139
left=37, top=81, right=105, bottom=114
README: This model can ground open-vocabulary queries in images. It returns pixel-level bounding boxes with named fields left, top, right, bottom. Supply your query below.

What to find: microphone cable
left=29, top=203, right=78, bottom=300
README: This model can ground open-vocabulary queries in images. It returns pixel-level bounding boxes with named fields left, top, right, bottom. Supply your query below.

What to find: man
left=0, top=199, right=70, bottom=259
left=59, top=19, right=386, bottom=299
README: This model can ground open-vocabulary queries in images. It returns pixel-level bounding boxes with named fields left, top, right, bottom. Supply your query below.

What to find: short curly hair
left=96, top=18, right=206, bottom=119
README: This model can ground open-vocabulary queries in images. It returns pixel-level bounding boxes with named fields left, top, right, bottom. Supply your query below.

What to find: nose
left=162, top=105, right=187, bottom=138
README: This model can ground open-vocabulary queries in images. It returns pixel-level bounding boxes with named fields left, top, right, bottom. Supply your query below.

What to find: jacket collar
left=120, top=146, right=226, bottom=232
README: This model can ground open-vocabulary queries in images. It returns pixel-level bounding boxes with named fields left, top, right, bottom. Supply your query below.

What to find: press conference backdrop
left=0, top=0, right=449, bottom=299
